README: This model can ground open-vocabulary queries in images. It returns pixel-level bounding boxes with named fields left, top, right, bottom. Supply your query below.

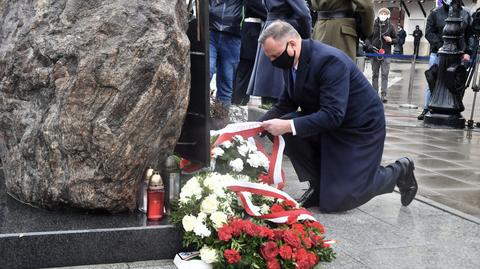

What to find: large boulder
left=0, top=0, right=190, bottom=212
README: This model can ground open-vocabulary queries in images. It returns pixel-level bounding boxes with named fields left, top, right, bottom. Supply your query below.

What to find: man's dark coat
left=261, top=39, right=388, bottom=212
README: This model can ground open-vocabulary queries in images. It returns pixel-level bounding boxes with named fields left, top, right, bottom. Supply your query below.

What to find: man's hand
left=261, top=119, right=292, bottom=136
left=383, top=36, right=392, bottom=43
left=462, top=54, right=470, bottom=62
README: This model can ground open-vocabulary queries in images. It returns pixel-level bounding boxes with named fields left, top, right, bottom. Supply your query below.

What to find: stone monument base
left=0, top=170, right=182, bottom=269
left=424, top=112, right=466, bottom=129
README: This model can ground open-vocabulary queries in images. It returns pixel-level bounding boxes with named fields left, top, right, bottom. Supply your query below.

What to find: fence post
left=400, top=54, right=419, bottom=109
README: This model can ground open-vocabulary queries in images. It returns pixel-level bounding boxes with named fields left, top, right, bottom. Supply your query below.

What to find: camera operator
left=418, top=0, right=475, bottom=120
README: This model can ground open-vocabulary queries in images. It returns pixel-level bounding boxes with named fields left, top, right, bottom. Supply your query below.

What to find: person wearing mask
left=412, top=25, right=423, bottom=56
left=310, top=0, right=375, bottom=60
left=417, top=0, right=475, bottom=120
left=231, top=1, right=267, bottom=105
left=365, top=8, right=397, bottom=103
left=394, top=25, right=407, bottom=55
left=247, top=0, right=312, bottom=106
left=258, top=21, right=418, bottom=212
left=209, top=0, right=243, bottom=105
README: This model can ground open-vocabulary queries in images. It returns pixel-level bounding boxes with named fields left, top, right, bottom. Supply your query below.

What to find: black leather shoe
left=395, top=157, right=418, bottom=206
left=417, top=109, right=428, bottom=120
left=297, top=188, right=319, bottom=208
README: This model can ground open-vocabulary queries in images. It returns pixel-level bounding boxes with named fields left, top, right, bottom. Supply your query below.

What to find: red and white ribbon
left=226, top=181, right=316, bottom=223
left=211, top=122, right=285, bottom=188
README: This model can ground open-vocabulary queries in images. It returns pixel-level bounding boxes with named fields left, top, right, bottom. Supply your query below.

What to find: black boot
left=297, top=182, right=319, bottom=208
left=417, top=109, right=428, bottom=120
left=394, top=157, right=418, bottom=206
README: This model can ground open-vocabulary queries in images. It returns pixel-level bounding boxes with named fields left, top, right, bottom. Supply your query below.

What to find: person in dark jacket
left=417, top=0, right=474, bottom=120
left=365, top=8, right=397, bottom=103
left=394, top=25, right=406, bottom=55
left=412, top=25, right=423, bottom=56
left=258, top=21, right=418, bottom=212
left=247, top=0, right=312, bottom=106
left=231, top=1, right=267, bottom=105
left=209, top=0, right=243, bottom=105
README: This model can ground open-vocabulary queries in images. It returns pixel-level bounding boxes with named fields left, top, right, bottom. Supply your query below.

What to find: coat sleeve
left=353, top=0, right=375, bottom=38
left=389, top=24, right=398, bottom=45
left=286, top=0, right=312, bottom=38
left=425, top=11, right=443, bottom=50
left=259, top=71, right=299, bottom=121
left=292, top=57, right=349, bottom=137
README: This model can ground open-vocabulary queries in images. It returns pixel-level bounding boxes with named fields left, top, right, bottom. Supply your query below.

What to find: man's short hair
left=258, top=20, right=300, bottom=44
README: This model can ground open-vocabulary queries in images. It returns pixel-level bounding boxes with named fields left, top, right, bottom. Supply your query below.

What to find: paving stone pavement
left=37, top=61, right=480, bottom=268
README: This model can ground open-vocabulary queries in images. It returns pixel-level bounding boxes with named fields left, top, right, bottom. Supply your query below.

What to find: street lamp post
left=424, top=0, right=467, bottom=129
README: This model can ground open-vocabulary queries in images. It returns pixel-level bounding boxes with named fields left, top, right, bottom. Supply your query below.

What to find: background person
left=247, top=0, right=312, bottom=106
left=394, top=25, right=406, bottom=55
left=231, top=0, right=267, bottom=105
left=209, top=0, right=242, bottom=105
left=257, top=21, right=418, bottom=212
left=412, top=25, right=423, bottom=56
left=365, top=8, right=397, bottom=103
left=310, top=0, right=375, bottom=60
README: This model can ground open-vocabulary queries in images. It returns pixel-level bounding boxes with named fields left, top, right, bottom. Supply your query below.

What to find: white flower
left=211, top=147, right=225, bottom=158
left=179, top=177, right=203, bottom=203
left=260, top=204, right=270, bottom=214
left=199, top=246, right=217, bottom=263
left=246, top=153, right=261, bottom=168
left=194, top=223, right=212, bottom=238
left=182, top=215, right=198, bottom=232
left=237, top=144, right=249, bottom=157
left=210, top=211, right=228, bottom=229
left=234, top=135, right=245, bottom=142
left=200, top=194, right=219, bottom=214
left=247, top=141, right=257, bottom=152
left=221, top=141, right=232, bottom=148
left=197, top=212, right=207, bottom=222
left=229, top=158, right=244, bottom=172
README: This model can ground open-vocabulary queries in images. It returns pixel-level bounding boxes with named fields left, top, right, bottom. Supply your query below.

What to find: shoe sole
left=401, top=158, right=418, bottom=206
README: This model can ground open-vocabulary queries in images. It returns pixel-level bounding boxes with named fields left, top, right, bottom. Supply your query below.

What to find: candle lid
left=150, top=174, right=164, bottom=188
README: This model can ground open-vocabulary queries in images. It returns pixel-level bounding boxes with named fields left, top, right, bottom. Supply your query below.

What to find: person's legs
left=371, top=57, right=381, bottom=93
left=209, top=31, right=218, bottom=81
left=380, top=58, right=390, bottom=102
left=216, top=33, right=241, bottom=105
left=231, top=59, right=253, bottom=105
left=418, top=53, right=438, bottom=119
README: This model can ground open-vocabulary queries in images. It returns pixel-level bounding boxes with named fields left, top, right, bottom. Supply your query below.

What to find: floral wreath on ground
left=171, top=126, right=336, bottom=269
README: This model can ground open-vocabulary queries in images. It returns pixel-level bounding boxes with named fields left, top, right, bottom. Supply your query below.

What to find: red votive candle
left=147, top=174, right=165, bottom=221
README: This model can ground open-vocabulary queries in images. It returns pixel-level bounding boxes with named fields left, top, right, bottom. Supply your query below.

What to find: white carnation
left=197, top=212, right=207, bottom=222
left=246, top=153, right=261, bottom=168
left=234, top=135, right=245, bottom=142
left=179, top=177, right=203, bottom=203
left=211, top=147, right=225, bottom=158
left=237, top=144, right=249, bottom=157
left=194, top=223, right=212, bottom=238
left=181, top=215, right=198, bottom=232
left=200, top=194, right=219, bottom=214
left=199, top=246, right=217, bottom=264
left=210, top=211, right=228, bottom=229
left=221, top=141, right=232, bottom=148
left=229, top=158, right=244, bottom=172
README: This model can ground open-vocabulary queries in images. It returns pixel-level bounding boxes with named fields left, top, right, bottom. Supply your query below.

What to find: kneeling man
left=259, top=21, right=417, bottom=212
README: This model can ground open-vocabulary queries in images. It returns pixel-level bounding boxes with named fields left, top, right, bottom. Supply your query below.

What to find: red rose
left=279, top=245, right=294, bottom=260
left=229, top=219, right=243, bottom=237
left=283, top=230, right=302, bottom=248
left=224, top=249, right=241, bottom=264
left=273, top=229, right=284, bottom=240
left=218, top=225, right=233, bottom=241
left=303, top=237, right=312, bottom=249
left=178, top=159, right=190, bottom=169
left=267, top=259, right=280, bottom=269
left=305, top=221, right=325, bottom=234
left=261, top=241, right=279, bottom=261
left=270, top=204, right=285, bottom=213
left=309, top=232, right=322, bottom=246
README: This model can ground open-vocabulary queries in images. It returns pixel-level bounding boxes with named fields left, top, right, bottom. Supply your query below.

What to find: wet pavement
left=44, top=61, right=480, bottom=268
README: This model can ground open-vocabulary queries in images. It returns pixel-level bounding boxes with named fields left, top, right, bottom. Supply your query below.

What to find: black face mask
left=271, top=43, right=295, bottom=69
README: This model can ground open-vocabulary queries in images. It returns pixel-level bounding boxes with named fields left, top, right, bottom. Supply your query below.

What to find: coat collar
left=294, top=39, right=312, bottom=95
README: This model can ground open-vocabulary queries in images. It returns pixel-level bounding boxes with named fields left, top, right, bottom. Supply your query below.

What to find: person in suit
left=231, top=0, right=267, bottom=105
left=247, top=0, right=311, bottom=106
left=310, top=0, right=375, bottom=60
left=258, top=21, right=418, bottom=212
left=412, top=25, right=423, bottom=56
left=394, top=25, right=407, bottom=55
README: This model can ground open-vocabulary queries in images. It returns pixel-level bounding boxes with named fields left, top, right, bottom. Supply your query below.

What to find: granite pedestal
left=0, top=170, right=182, bottom=269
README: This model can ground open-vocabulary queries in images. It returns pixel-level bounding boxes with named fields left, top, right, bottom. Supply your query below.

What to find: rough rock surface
left=0, top=0, right=190, bottom=212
